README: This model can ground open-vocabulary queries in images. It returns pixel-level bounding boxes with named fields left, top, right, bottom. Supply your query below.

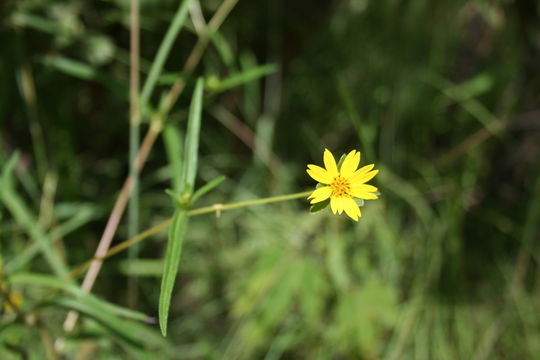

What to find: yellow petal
left=350, top=184, right=379, bottom=200
left=351, top=184, right=377, bottom=192
left=307, top=165, right=334, bottom=184
left=323, top=149, right=339, bottom=177
left=340, top=150, right=361, bottom=179
left=330, top=197, right=344, bottom=214
left=338, top=198, right=345, bottom=214
left=351, top=169, right=379, bottom=184
left=350, top=164, right=375, bottom=180
left=342, top=198, right=361, bottom=221
left=308, top=186, right=332, bottom=203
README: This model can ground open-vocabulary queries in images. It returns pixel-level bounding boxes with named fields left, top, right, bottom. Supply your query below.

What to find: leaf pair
left=158, top=78, right=202, bottom=336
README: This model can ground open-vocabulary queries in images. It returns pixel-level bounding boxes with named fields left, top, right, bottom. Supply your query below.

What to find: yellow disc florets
left=330, top=176, right=351, bottom=198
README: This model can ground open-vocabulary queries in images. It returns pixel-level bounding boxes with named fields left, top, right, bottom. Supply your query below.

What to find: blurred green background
left=2, top=0, right=540, bottom=358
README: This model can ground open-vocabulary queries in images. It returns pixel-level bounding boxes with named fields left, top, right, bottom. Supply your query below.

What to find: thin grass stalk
left=127, top=0, right=141, bottom=309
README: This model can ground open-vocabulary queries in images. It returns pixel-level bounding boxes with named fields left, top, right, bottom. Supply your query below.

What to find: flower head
left=307, top=149, right=379, bottom=221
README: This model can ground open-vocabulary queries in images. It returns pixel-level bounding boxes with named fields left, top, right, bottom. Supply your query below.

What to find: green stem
left=69, top=190, right=312, bottom=279
left=187, top=190, right=312, bottom=216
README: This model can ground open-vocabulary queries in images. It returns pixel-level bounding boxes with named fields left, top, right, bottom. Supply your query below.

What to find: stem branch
left=68, top=191, right=311, bottom=280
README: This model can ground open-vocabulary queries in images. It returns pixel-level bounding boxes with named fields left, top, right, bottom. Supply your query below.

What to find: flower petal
left=342, top=197, right=361, bottom=221
left=336, top=198, right=344, bottom=215
left=330, top=197, right=338, bottom=214
left=352, top=184, right=377, bottom=193
left=323, top=149, right=339, bottom=177
left=350, top=184, right=379, bottom=199
left=330, top=197, right=345, bottom=214
left=307, top=165, right=334, bottom=184
left=340, top=150, right=361, bottom=179
left=351, top=169, right=379, bottom=184
left=308, top=186, right=332, bottom=204
left=350, top=164, right=375, bottom=180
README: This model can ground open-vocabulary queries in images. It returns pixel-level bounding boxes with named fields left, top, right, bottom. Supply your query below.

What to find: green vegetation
left=1, top=0, right=540, bottom=358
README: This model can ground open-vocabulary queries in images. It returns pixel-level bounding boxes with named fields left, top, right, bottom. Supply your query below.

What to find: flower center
left=330, top=176, right=351, bottom=198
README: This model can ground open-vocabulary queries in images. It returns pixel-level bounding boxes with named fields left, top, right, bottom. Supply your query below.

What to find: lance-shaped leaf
left=178, top=78, right=204, bottom=196
left=158, top=209, right=188, bottom=336
left=159, top=78, right=204, bottom=336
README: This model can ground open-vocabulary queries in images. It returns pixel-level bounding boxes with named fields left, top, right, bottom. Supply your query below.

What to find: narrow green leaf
left=0, top=154, right=69, bottom=278
left=157, top=72, right=185, bottom=86
left=159, top=209, right=188, bottom=336
left=41, top=56, right=99, bottom=80
left=6, top=204, right=101, bottom=272
left=9, top=12, right=67, bottom=36
left=139, top=0, right=193, bottom=113
left=207, top=64, right=277, bottom=93
left=10, top=273, right=150, bottom=323
left=191, top=175, right=226, bottom=204
left=164, top=189, right=181, bottom=203
left=163, top=123, right=183, bottom=193
left=40, top=55, right=126, bottom=96
left=47, top=297, right=144, bottom=346
left=157, top=71, right=203, bottom=338
left=179, top=78, right=204, bottom=196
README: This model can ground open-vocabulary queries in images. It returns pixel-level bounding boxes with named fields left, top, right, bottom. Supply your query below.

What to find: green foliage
left=0, top=153, right=69, bottom=278
left=163, top=123, right=184, bottom=193
left=178, top=78, right=204, bottom=197
left=159, top=78, right=204, bottom=336
left=206, top=64, right=278, bottom=93
left=159, top=209, right=188, bottom=336
left=1, top=0, right=540, bottom=358
left=139, top=0, right=193, bottom=114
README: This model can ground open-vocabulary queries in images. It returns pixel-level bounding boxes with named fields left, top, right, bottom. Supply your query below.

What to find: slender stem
left=187, top=191, right=312, bottom=215
left=127, top=0, right=141, bottom=309
left=189, top=0, right=207, bottom=34
left=67, top=191, right=312, bottom=280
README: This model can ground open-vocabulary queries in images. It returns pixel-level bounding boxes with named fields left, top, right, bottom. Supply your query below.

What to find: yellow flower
left=306, top=149, right=379, bottom=221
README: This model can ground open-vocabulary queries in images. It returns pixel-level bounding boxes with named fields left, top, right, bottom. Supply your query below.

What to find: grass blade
left=139, top=0, right=193, bottom=113
left=40, top=55, right=126, bottom=96
left=158, top=79, right=204, bottom=335
left=158, top=209, right=188, bottom=336
left=208, top=64, right=277, bottom=94
left=163, top=123, right=184, bottom=193
left=0, top=153, right=69, bottom=278
left=5, top=205, right=101, bottom=272
left=191, top=175, right=226, bottom=204
left=179, top=77, right=204, bottom=196
left=48, top=297, right=150, bottom=346
left=10, top=273, right=151, bottom=323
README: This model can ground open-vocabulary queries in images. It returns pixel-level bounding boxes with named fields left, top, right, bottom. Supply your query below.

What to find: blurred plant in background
left=2, top=0, right=540, bottom=359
